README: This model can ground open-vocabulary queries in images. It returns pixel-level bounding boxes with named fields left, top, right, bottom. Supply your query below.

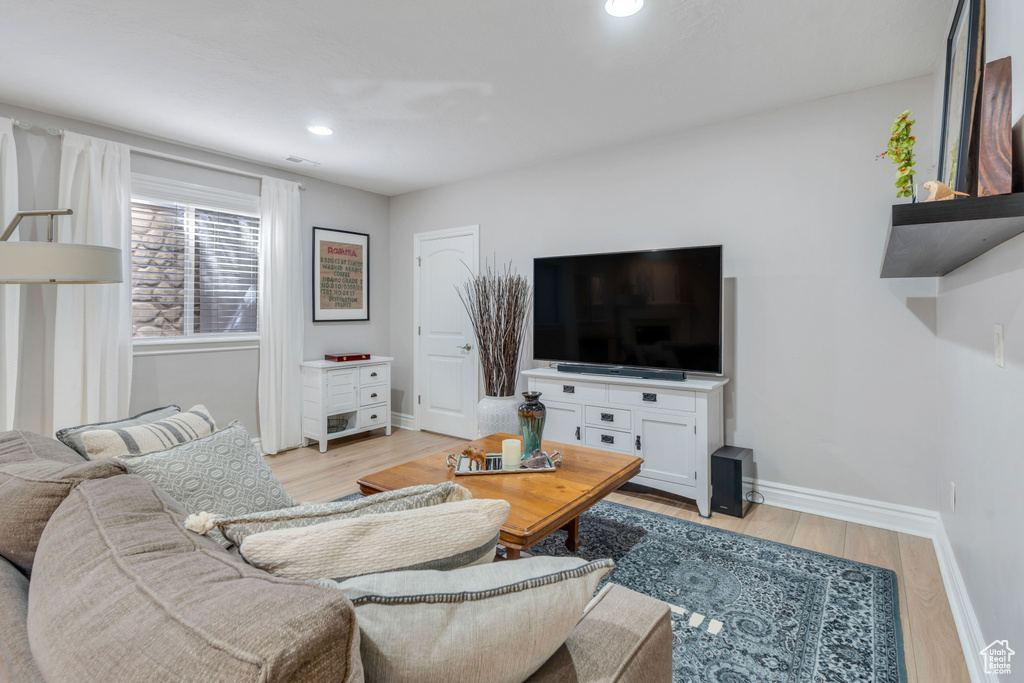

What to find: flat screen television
left=533, top=245, right=723, bottom=374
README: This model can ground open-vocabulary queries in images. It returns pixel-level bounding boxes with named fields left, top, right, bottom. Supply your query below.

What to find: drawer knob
left=370, top=372, right=378, bottom=377
left=563, top=385, right=575, bottom=393
left=642, top=392, right=657, bottom=402
left=370, top=414, right=378, bottom=420
left=600, top=413, right=614, bottom=422
left=601, top=434, right=614, bottom=444
left=370, top=393, right=378, bottom=398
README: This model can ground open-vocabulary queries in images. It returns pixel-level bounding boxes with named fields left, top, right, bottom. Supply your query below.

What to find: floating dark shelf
left=880, top=193, right=1024, bottom=278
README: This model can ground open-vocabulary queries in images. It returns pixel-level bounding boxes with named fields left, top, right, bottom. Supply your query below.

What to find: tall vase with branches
left=457, top=260, right=533, bottom=437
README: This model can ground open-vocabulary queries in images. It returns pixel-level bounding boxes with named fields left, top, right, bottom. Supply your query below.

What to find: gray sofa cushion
left=0, top=556, right=43, bottom=683
left=27, top=475, right=363, bottom=683
left=55, top=405, right=180, bottom=459
left=0, top=431, right=126, bottom=573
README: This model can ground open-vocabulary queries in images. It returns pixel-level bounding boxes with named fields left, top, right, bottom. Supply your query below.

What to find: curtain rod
left=9, top=118, right=307, bottom=191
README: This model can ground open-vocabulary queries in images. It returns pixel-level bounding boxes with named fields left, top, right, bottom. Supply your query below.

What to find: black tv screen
left=533, top=245, right=722, bottom=374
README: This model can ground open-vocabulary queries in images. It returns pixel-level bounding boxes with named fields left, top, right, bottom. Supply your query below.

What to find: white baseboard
left=756, top=479, right=940, bottom=538
left=251, top=437, right=263, bottom=455
left=392, top=412, right=416, bottom=431
left=756, top=479, right=989, bottom=682
left=932, top=517, right=993, bottom=683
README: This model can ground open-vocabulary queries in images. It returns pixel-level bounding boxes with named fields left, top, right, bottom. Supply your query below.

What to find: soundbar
left=555, top=363, right=687, bottom=382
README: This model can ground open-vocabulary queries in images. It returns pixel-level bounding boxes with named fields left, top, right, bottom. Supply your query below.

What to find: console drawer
left=532, top=378, right=606, bottom=404
left=584, top=405, right=631, bottom=430
left=359, top=364, right=388, bottom=385
left=583, top=426, right=632, bottom=454
left=359, top=385, right=386, bottom=406
left=359, top=407, right=387, bottom=429
left=608, top=386, right=695, bottom=412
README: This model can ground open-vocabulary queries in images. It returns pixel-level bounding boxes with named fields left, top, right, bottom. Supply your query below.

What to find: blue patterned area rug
left=334, top=494, right=905, bottom=682
left=512, top=501, right=906, bottom=683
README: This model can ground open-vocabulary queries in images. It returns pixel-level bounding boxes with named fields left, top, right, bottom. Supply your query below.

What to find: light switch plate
left=995, top=324, right=1005, bottom=368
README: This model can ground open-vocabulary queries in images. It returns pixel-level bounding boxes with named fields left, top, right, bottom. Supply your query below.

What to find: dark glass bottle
left=517, top=391, right=546, bottom=459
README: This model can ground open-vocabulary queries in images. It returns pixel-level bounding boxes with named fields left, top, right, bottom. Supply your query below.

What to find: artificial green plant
left=879, top=110, right=916, bottom=199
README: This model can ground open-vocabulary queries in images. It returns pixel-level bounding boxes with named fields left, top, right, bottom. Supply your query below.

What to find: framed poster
left=313, top=227, right=369, bottom=322
left=936, top=0, right=984, bottom=193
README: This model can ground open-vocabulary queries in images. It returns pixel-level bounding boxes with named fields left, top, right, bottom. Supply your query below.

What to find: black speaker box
left=711, top=446, right=754, bottom=518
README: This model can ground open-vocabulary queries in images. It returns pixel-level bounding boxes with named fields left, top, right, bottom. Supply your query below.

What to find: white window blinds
left=130, top=174, right=260, bottom=339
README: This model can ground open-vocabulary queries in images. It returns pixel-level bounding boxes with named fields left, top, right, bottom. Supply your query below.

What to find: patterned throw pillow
left=324, top=556, right=615, bottom=683
left=55, top=405, right=180, bottom=459
left=237, top=498, right=510, bottom=581
left=186, top=482, right=473, bottom=548
left=120, top=422, right=297, bottom=546
left=79, top=405, right=216, bottom=460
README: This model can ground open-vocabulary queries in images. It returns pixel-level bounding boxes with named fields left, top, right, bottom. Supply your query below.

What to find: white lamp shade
left=0, top=242, right=123, bottom=284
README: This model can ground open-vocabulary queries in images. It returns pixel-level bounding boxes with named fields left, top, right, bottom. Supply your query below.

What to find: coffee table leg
left=504, top=546, right=521, bottom=561
left=563, top=517, right=581, bottom=552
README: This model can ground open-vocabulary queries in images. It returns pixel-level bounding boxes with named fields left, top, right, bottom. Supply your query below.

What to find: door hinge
left=416, top=256, right=421, bottom=266
left=418, top=395, right=421, bottom=405
left=418, top=326, right=421, bottom=335
left=694, top=425, right=697, bottom=434
left=694, top=471, right=697, bottom=479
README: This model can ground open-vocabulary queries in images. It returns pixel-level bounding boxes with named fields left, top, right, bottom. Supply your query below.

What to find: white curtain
left=52, top=132, right=133, bottom=433
left=0, top=119, right=18, bottom=430
left=257, top=177, right=304, bottom=454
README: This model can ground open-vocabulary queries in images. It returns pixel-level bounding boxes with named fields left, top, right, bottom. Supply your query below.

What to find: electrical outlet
left=995, top=324, right=1005, bottom=368
left=950, top=482, right=956, bottom=512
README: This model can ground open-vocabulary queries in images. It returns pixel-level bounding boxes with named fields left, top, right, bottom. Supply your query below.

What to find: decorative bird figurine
left=922, top=180, right=969, bottom=202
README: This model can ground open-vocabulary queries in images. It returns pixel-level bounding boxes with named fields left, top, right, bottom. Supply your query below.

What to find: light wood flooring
left=266, top=428, right=970, bottom=683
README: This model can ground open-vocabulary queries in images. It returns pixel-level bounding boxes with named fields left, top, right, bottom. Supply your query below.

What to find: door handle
left=600, top=413, right=614, bottom=422
left=457, top=344, right=472, bottom=351
left=601, top=434, right=614, bottom=444
left=635, top=435, right=641, bottom=450
left=575, top=426, right=580, bottom=441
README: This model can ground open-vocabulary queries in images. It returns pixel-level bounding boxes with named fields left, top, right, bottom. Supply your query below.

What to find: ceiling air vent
left=283, top=155, right=321, bottom=167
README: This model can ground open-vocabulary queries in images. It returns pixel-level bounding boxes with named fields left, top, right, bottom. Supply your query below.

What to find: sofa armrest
left=527, top=584, right=672, bottom=683
left=0, top=556, right=44, bottom=683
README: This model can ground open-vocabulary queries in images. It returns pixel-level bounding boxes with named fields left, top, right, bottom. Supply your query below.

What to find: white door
left=542, top=399, right=582, bottom=447
left=415, top=227, right=479, bottom=438
left=635, top=410, right=697, bottom=488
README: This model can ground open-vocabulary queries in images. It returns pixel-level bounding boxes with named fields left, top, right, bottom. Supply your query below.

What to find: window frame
left=130, top=173, right=261, bottom=355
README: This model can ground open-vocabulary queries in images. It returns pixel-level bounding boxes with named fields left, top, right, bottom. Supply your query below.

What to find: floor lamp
left=0, top=209, right=122, bottom=284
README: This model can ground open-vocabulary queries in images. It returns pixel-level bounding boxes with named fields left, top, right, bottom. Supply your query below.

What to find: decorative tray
left=445, top=451, right=563, bottom=476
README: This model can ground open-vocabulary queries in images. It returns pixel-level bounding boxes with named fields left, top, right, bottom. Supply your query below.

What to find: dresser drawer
left=359, top=364, right=388, bottom=385
left=532, top=378, right=605, bottom=404
left=584, top=405, right=631, bottom=430
left=359, top=385, right=386, bottom=406
left=608, top=386, right=695, bottom=412
left=583, top=426, right=632, bottom=454
left=359, top=407, right=387, bottom=429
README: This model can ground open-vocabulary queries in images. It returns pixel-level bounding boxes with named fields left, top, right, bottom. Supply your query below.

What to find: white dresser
left=301, top=356, right=393, bottom=453
left=522, top=367, right=728, bottom=517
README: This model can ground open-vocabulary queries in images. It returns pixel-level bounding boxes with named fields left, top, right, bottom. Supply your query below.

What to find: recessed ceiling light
left=605, top=0, right=643, bottom=17
left=307, top=125, right=334, bottom=136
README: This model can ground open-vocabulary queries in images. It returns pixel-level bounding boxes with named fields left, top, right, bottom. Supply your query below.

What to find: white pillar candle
left=502, top=438, right=522, bottom=470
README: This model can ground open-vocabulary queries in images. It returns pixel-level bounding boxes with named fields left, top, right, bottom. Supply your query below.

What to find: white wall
left=390, top=76, right=940, bottom=509
left=1, top=101, right=389, bottom=437
left=933, top=0, right=1024, bottom=653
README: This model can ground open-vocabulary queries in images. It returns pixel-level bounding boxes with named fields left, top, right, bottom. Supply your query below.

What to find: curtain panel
left=0, top=119, right=18, bottom=430
left=257, top=177, right=304, bottom=454
left=52, top=132, right=133, bottom=433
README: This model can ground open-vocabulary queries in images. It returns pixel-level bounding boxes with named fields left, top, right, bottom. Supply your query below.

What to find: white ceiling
left=1, top=1, right=951, bottom=196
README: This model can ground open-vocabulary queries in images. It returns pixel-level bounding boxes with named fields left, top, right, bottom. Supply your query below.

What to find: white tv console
left=522, top=367, right=728, bottom=517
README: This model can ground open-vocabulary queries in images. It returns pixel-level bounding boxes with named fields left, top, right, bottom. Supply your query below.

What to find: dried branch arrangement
left=457, top=260, right=533, bottom=397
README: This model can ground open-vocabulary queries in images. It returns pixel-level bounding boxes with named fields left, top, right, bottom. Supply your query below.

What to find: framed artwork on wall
left=313, top=227, right=369, bottom=322
left=936, top=0, right=985, bottom=193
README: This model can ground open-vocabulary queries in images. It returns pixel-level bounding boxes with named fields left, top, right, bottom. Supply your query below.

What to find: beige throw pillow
left=79, top=405, right=216, bottom=460
left=187, top=482, right=473, bottom=547
left=239, top=498, right=510, bottom=581
left=326, top=556, right=615, bottom=683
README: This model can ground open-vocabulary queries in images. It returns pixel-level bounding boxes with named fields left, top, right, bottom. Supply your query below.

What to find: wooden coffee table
left=357, top=433, right=643, bottom=560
